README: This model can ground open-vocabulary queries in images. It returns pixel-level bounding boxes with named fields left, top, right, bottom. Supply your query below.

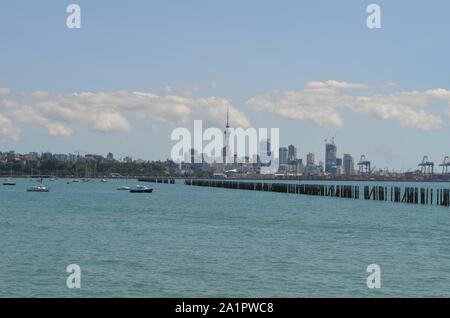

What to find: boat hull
left=27, top=189, right=50, bottom=192
left=129, top=189, right=153, bottom=193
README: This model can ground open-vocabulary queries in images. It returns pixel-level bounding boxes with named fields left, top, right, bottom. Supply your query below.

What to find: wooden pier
left=138, top=177, right=175, bottom=184
left=185, top=179, right=450, bottom=207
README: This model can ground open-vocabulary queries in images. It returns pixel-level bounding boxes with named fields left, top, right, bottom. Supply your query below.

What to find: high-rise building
left=306, top=152, right=315, bottom=166
left=336, top=158, right=343, bottom=175
left=288, top=144, right=297, bottom=161
left=265, top=139, right=272, bottom=156
left=190, top=148, right=198, bottom=164
left=318, top=161, right=324, bottom=172
left=259, top=138, right=271, bottom=165
left=325, top=139, right=337, bottom=175
left=343, top=154, right=354, bottom=175
left=279, top=147, right=288, bottom=165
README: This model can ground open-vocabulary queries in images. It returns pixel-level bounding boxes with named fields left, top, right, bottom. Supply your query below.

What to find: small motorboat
left=3, top=178, right=16, bottom=186
left=130, top=185, right=153, bottom=193
left=27, top=184, right=50, bottom=192
left=100, top=179, right=108, bottom=183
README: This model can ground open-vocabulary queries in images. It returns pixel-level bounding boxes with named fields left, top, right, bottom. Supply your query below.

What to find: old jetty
left=185, top=179, right=450, bottom=207
left=138, top=177, right=175, bottom=184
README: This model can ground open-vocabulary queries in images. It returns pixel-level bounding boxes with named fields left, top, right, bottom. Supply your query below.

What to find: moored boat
left=27, top=184, right=50, bottom=192
left=3, top=178, right=16, bottom=186
left=129, top=185, right=153, bottom=193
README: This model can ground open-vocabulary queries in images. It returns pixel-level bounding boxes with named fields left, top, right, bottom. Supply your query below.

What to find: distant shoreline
left=2, top=175, right=450, bottom=183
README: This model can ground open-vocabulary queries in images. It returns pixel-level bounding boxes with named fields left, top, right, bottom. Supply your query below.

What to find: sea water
left=1, top=179, right=450, bottom=297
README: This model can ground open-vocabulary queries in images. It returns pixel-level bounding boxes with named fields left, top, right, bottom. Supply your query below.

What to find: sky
left=1, top=0, right=450, bottom=170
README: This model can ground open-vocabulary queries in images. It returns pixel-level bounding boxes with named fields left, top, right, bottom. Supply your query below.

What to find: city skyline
left=3, top=134, right=450, bottom=176
left=1, top=1, right=450, bottom=170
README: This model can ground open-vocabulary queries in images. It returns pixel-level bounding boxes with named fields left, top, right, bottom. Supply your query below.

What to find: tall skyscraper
left=336, top=158, right=343, bottom=175
left=279, top=147, right=288, bottom=165
left=266, top=139, right=271, bottom=157
left=325, top=138, right=337, bottom=175
left=190, top=148, right=196, bottom=164
left=288, top=144, right=297, bottom=161
left=259, top=138, right=271, bottom=165
left=343, top=154, right=354, bottom=175
left=306, top=152, right=315, bottom=166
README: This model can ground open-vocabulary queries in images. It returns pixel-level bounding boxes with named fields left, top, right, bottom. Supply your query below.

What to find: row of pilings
left=138, top=177, right=175, bottom=184
left=185, top=179, right=359, bottom=199
left=185, top=179, right=450, bottom=207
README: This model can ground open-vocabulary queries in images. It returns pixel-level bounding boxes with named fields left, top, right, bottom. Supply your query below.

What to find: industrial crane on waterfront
left=439, top=156, right=450, bottom=174
left=357, top=155, right=371, bottom=174
left=418, top=156, right=434, bottom=175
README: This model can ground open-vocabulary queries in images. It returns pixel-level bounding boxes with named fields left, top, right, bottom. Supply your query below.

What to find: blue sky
left=1, top=0, right=450, bottom=170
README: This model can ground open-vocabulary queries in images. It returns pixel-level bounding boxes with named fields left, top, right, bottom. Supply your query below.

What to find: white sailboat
left=27, top=184, right=50, bottom=192
left=27, top=174, right=50, bottom=192
left=117, top=174, right=130, bottom=190
left=3, top=169, right=16, bottom=186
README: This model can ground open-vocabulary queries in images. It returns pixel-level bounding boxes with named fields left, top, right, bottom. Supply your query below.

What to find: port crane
left=418, top=156, right=434, bottom=174
left=439, top=156, right=450, bottom=174
left=357, top=155, right=371, bottom=174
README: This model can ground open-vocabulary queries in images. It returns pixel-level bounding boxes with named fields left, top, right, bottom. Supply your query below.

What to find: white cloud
left=1, top=90, right=251, bottom=138
left=163, top=85, right=200, bottom=97
left=247, top=81, right=450, bottom=131
left=446, top=105, right=450, bottom=119
left=0, top=88, right=10, bottom=96
left=46, top=123, right=73, bottom=137
left=247, top=91, right=345, bottom=128
left=0, top=113, right=20, bottom=141
left=3, top=83, right=449, bottom=140
left=31, top=91, right=49, bottom=99
left=305, top=80, right=369, bottom=90
left=92, top=112, right=131, bottom=133
left=383, top=82, right=398, bottom=88
left=426, top=88, right=450, bottom=99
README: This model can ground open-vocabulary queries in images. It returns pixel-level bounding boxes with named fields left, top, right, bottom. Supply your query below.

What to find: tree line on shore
left=0, top=158, right=210, bottom=178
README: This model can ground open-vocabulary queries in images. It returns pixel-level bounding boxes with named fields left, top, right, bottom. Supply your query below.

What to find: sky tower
left=223, top=107, right=231, bottom=164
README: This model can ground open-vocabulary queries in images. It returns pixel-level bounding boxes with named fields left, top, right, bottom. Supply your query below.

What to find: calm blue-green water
left=1, top=178, right=450, bottom=297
